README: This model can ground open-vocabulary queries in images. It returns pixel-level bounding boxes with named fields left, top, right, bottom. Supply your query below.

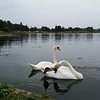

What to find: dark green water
left=0, top=33, right=100, bottom=100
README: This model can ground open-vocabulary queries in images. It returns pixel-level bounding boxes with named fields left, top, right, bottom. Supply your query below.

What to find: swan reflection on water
left=41, top=77, right=81, bottom=93
left=28, top=69, right=82, bottom=94
left=28, top=69, right=40, bottom=78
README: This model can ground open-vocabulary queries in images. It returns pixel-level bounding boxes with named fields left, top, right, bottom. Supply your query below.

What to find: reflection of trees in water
left=30, top=33, right=50, bottom=42
left=86, top=33, right=93, bottom=40
left=41, top=33, right=50, bottom=41
left=66, top=33, right=81, bottom=40
left=64, top=33, right=93, bottom=41
left=74, top=33, right=80, bottom=39
left=67, top=33, right=73, bottom=39
left=31, top=33, right=37, bottom=40
left=54, top=33, right=64, bottom=42
left=30, top=33, right=94, bottom=42
left=28, top=69, right=82, bottom=94
left=0, top=33, right=95, bottom=51
left=0, top=36, right=28, bottom=51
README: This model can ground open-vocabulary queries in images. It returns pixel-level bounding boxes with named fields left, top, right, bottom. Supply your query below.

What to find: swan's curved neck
left=59, top=60, right=75, bottom=71
left=53, top=49, right=57, bottom=64
left=59, top=60, right=83, bottom=79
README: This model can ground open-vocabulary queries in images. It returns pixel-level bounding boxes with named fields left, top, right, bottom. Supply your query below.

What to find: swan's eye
left=57, top=47, right=61, bottom=51
left=57, top=47, right=59, bottom=49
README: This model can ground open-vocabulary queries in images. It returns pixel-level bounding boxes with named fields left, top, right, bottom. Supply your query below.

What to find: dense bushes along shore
left=0, top=83, right=53, bottom=100
left=0, top=19, right=100, bottom=34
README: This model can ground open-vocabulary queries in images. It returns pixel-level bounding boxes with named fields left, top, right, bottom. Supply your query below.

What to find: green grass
left=0, top=83, right=53, bottom=100
left=0, top=31, right=6, bottom=35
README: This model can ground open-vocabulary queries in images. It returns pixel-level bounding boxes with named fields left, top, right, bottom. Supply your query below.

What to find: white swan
left=29, top=45, right=61, bottom=70
left=43, top=60, right=83, bottom=80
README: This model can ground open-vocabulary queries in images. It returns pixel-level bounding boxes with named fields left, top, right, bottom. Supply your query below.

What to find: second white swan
left=43, top=60, right=83, bottom=80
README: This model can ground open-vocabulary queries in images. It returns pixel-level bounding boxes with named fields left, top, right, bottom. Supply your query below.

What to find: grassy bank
left=0, top=83, right=53, bottom=100
left=0, top=31, right=6, bottom=35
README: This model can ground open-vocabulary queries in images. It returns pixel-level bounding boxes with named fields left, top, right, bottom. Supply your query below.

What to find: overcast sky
left=0, top=0, right=100, bottom=28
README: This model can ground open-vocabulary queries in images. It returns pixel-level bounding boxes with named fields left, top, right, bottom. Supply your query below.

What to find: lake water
left=0, top=33, right=100, bottom=100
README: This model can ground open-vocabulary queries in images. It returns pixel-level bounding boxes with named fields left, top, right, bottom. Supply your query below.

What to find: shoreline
left=0, top=31, right=100, bottom=36
left=0, top=83, right=53, bottom=100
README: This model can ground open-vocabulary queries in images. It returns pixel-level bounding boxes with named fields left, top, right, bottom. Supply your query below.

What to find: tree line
left=0, top=19, right=100, bottom=33
left=0, top=19, right=29, bottom=33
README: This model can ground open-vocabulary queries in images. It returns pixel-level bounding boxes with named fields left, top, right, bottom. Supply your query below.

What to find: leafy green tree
left=54, top=25, right=64, bottom=32
left=40, top=26, right=50, bottom=32
left=74, top=27, right=81, bottom=31
left=30, top=27, right=37, bottom=31
left=85, top=27, right=94, bottom=32
left=67, top=27, right=73, bottom=31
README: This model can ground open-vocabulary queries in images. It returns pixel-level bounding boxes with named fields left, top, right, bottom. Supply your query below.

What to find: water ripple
left=74, top=66, right=100, bottom=71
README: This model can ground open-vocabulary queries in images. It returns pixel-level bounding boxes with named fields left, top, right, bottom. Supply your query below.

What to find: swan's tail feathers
left=28, top=63, right=37, bottom=70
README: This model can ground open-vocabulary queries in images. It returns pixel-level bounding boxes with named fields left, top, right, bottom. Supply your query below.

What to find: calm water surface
left=0, top=33, right=100, bottom=100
